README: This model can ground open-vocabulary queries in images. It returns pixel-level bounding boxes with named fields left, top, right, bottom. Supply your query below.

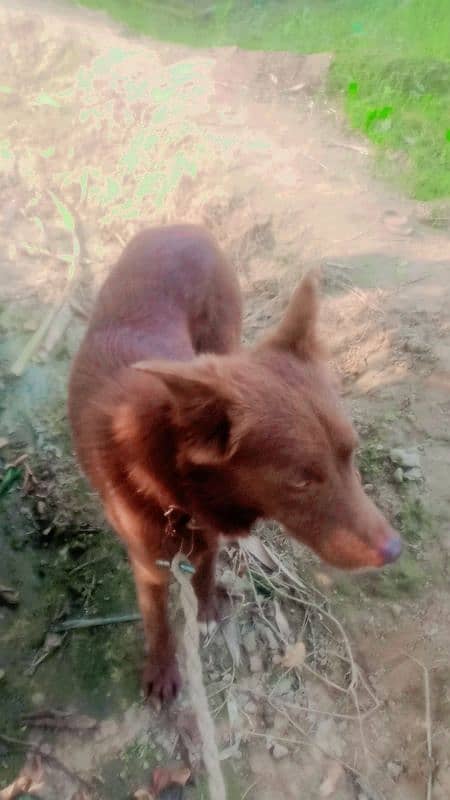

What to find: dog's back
left=71, top=224, right=242, bottom=380
left=69, top=225, right=242, bottom=477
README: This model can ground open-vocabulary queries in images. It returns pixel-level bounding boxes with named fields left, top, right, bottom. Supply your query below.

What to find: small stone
left=387, top=761, right=402, bottom=780
left=244, top=701, right=258, bottom=715
left=390, top=447, right=421, bottom=470
left=36, top=500, right=46, bottom=515
left=272, top=654, right=283, bottom=666
left=404, top=467, right=422, bottom=482
left=393, top=467, right=404, bottom=484
left=391, top=603, right=402, bottom=618
left=272, top=743, right=289, bottom=760
left=249, top=654, right=263, bottom=673
left=31, top=691, right=45, bottom=706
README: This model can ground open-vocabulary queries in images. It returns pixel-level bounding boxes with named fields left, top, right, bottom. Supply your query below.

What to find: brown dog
left=68, top=224, right=401, bottom=702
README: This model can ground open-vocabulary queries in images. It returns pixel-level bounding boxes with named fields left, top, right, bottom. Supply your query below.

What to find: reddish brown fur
left=69, top=224, right=401, bottom=702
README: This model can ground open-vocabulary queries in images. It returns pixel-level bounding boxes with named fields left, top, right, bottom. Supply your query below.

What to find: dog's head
left=133, top=274, right=401, bottom=570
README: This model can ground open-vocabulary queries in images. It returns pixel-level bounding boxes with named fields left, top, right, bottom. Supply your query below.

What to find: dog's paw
left=143, top=657, right=181, bottom=706
left=197, top=584, right=228, bottom=638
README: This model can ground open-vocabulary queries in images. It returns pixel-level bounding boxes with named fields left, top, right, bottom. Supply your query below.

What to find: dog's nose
left=380, top=535, right=403, bottom=565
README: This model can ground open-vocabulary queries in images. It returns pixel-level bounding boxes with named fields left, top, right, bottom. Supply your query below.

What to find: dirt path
left=1, top=2, right=450, bottom=799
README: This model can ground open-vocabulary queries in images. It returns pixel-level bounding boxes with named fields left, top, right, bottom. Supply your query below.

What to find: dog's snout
left=379, top=534, right=403, bottom=565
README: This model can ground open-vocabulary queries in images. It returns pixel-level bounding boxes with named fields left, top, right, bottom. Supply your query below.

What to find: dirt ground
left=1, top=2, right=450, bottom=799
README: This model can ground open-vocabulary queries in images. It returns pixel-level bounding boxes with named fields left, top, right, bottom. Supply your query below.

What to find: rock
left=244, top=701, right=258, bottom=715
left=404, top=467, right=423, bottom=482
left=31, top=691, right=45, bottom=706
left=271, top=743, right=289, bottom=760
left=391, top=603, right=402, bottom=618
left=387, top=760, right=403, bottom=780
left=36, top=500, right=46, bottom=515
left=249, top=654, right=263, bottom=673
left=242, top=630, right=257, bottom=656
left=393, top=467, right=404, bottom=484
left=390, top=447, right=421, bottom=470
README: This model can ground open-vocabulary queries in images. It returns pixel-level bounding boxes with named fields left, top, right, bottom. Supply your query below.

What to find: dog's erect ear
left=260, top=271, right=323, bottom=359
left=133, top=359, right=241, bottom=464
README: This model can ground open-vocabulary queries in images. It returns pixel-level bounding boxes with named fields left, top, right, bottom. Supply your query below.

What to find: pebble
left=390, top=447, right=421, bottom=470
left=393, top=467, right=404, bottom=484
left=244, top=701, right=258, bottom=715
left=404, top=466, right=422, bottom=482
left=271, top=743, right=289, bottom=760
left=391, top=603, right=402, bottom=618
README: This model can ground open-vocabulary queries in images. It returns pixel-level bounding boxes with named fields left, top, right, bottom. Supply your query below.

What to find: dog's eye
left=293, top=479, right=312, bottom=490
left=291, top=468, right=324, bottom=490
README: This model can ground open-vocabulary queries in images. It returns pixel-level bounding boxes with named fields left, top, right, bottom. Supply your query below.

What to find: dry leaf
left=0, top=585, right=19, bottom=606
left=221, top=617, right=241, bottom=668
left=274, top=600, right=291, bottom=642
left=281, top=640, right=306, bottom=670
left=0, top=756, right=44, bottom=800
left=319, top=761, right=344, bottom=797
left=241, top=536, right=276, bottom=570
left=152, top=765, right=191, bottom=794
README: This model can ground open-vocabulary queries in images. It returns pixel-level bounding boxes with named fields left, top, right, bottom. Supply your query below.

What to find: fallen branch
left=51, top=612, right=141, bottom=632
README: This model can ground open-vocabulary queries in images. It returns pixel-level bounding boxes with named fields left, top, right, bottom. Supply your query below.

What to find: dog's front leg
left=130, top=555, right=181, bottom=703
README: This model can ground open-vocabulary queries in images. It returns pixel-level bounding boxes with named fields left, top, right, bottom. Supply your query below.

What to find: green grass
left=69, top=0, right=450, bottom=200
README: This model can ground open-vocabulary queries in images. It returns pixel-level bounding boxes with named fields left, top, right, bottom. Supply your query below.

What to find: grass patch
left=70, top=0, right=450, bottom=200
left=396, top=496, right=431, bottom=543
left=357, top=439, right=386, bottom=483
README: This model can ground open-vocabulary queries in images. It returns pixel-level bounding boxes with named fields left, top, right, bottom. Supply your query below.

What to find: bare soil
left=1, top=2, right=450, bottom=799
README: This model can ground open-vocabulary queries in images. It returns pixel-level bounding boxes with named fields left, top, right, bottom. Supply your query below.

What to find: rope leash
left=170, top=553, right=227, bottom=800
